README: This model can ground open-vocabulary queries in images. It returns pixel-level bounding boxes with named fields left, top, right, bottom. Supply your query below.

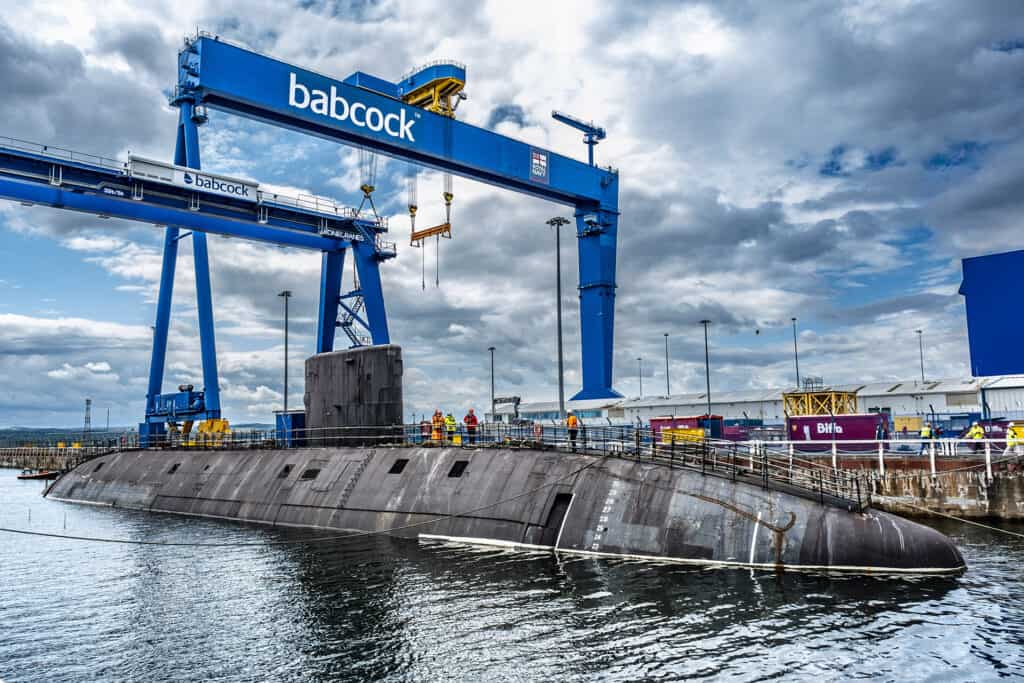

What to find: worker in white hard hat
left=1004, top=422, right=1021, bottom=459
left=966, top=421, right=985, bottom=453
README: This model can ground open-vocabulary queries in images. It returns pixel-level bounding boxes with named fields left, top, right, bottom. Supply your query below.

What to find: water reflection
left=2, top=470, right=1022, bottom=682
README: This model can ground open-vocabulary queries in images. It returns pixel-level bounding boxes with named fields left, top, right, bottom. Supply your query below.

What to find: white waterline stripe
left=416, top=533, right=965, bottom=575
left=749, top=510, right=762, bottom=565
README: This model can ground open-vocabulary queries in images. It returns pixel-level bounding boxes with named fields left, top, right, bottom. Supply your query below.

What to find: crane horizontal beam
left=0, top=143, right=379, bottom=252
left=178, top=36, right=618, bottom=210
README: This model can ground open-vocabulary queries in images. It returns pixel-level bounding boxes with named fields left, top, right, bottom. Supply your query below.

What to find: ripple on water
left=2, top=470, right=1024, bottom=680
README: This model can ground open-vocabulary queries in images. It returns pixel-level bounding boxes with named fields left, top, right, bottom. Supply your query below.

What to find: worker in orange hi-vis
left=431, top=410, right=444, bottom=443
left=566, top=410, right=579, bottom=452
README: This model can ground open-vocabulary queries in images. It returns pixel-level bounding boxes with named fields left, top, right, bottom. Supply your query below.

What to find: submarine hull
left=46, top=446, right=965, bottom=574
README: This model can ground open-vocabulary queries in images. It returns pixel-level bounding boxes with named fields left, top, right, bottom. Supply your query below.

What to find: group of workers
left=427, top=408, right=480, bottom=444
left=419, top=408, right=585, bottom=450
left=919, top=420, right=1021, bottom=456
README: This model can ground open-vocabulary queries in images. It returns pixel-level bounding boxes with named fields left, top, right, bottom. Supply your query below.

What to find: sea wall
left=870, top=469, right=1024, bottom=520
left=0, top=447, right=105, bottom=471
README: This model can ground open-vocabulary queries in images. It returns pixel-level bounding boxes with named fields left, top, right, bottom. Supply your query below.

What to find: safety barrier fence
left=735, top=438, right=1023, bottom=480
left=116, top=423, right=871, bottom=511
left=0, top=136, right=126, bottom=171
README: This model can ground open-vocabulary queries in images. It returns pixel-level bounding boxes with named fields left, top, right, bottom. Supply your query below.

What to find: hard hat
left=973, top=421, right=979, bottom=426
left=567, top=409, right=574, bottom=414
left=1009, top=422, right=1015, bottom=427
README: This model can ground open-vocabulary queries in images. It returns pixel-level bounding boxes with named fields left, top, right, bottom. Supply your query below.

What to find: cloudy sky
left=0, top=0, right=1022, bottom=427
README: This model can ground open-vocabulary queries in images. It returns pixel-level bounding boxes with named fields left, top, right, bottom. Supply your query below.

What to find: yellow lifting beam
left=410, top=222, right=452, bottom=245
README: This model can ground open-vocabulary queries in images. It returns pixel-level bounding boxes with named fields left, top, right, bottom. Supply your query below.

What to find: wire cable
left=0, top=452, right=608, bottom=549
left=890, top=501, right=1024, bottom=540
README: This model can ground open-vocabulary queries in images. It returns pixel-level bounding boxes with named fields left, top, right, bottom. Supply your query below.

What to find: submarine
left=47, top=346, right=966, bottom=575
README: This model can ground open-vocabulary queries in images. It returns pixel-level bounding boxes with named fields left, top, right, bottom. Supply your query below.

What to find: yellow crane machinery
left=399, top=60, right=467, bottom=119
left=783, top=389, right=858, bottom=417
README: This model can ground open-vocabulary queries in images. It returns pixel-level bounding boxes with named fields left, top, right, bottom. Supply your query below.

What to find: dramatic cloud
left=1, top=0, right=1022, bottom=427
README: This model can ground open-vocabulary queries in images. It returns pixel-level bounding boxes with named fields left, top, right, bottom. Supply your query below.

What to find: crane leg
left=352, top=241, right=390, bottom=344
left=316, top=249, right=346, bottom=353
left=180, top=102, right=221, bottom=414
left=146, top=112, right=189, bottom=415
left=572, top=208, right=622, bottom=400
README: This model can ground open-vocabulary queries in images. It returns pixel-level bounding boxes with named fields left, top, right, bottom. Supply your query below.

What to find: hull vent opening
left=301, top=468, right=321, bottom=480
left=389, top=459, right=409, bottom=474
left=448, top=461, right=468, bottom=478
left=167, top=463, right=181, bottom=475
left=278, top=464, right=294, bottom=479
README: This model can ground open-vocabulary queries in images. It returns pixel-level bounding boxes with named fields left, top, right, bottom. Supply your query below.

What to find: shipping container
left=785, top=413, right=889, bottom=451
left=650, top=415, right=723, bottom=440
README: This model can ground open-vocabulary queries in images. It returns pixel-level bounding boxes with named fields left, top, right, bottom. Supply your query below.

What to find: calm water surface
left=1, top=468, right=1022, bottom=682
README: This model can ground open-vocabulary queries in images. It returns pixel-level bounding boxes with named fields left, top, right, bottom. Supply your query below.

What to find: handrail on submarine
left=41, top=424, right=873, bottom=513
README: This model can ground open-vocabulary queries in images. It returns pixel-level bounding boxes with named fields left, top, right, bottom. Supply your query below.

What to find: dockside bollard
left=878, top=441, right=885, bottom=476
left=929, top=442, right=936, bottom=477
left=831, top=441, right=838, bottom=472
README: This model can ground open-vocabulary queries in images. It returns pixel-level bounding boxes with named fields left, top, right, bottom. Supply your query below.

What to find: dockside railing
left=111, top=423, right=872, bottom=512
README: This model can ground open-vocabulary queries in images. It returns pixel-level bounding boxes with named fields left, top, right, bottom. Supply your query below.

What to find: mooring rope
left=891, top=501, right=1024, bottom=540
left=0, top=453, right=608, bottom=549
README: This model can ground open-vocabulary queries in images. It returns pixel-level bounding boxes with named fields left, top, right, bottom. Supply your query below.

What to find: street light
left=637, top=357, right=643, bottom=397
left=700, top=320, right=712, bottom=417
left=664, top=333, right=670, bottom=396
left=488, top=346, right=496, bottom=422
left=278, top=290, right=292, bottom=413
left=791, top=317, right=801, bottom=389
left=546, top=216, right=571, bottom=419
left=916, top=329, right=925, bottom=383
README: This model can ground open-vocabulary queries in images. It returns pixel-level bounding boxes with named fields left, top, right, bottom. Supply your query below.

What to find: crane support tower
left=0, top=31, right=623, bottom=441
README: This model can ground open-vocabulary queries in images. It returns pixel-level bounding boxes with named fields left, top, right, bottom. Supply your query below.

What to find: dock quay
left=740, top=438, right=1024, bottom=520
left=0, top=446, right=120, bottom=472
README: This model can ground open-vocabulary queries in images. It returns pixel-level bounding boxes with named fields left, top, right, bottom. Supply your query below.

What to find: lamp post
left=488, top=346, right=496, bottom=422
left=278, top=290, right=292, bottom=413
left=916, top=329, right=925, bottom=383
left=664, top=333, right=670, bottom=395
left=791, top=317, right=801, bottom=389
left=546, top=216, right=570, bottom=419
left=637, top=357, right=643, bottom=397
left=700, top=320, right=712, bottom=417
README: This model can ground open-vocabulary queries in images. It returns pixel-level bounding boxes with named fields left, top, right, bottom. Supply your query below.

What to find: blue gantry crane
left=0, top=32, right=622, bottom=441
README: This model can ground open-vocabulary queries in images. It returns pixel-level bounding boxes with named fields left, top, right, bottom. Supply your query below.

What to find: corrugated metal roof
left=500, top=375, right=1024, bottom=414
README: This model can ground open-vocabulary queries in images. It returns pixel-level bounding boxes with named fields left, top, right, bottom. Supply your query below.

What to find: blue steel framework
left=0, top=32, right=622, bottom=437
left=0, top=136, right=384, bottom=440
left=176, top=34, right=622, bottom=401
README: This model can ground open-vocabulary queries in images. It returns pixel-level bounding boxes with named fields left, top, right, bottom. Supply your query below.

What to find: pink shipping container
left=786, top=413, right=889, bottom=451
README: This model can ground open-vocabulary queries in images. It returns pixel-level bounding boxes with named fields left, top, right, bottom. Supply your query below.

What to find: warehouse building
left=490, top=375, right=1024, bottom=426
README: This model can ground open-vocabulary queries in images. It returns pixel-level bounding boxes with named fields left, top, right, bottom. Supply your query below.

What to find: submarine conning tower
left=47, top=345, right=966, bottom=575
left=304, top=344, right=403, bottom=446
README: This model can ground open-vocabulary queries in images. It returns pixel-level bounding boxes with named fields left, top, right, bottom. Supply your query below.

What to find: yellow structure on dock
left=783, top=388, right=858, bottom=417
